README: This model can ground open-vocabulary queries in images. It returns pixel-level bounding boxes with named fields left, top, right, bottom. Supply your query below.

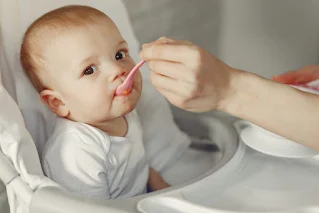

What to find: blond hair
left=20, top=5, right=108, bottom=92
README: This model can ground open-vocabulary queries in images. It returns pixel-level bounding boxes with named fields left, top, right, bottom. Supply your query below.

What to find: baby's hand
left=147, top=167, right=170, bottom=191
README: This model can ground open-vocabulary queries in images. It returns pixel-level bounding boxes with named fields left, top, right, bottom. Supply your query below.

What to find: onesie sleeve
left=43, top=129, right=112, bottom=198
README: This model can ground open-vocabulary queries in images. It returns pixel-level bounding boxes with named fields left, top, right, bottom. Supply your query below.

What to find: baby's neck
left=93, top=116, right=128, bottom=137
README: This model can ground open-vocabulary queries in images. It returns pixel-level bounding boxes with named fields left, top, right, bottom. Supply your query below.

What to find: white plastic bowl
left=234, top=80, right=319, bottom=158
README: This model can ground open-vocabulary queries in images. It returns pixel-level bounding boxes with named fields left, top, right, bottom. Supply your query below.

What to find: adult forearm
left=222, top=69, right=319, bottom=151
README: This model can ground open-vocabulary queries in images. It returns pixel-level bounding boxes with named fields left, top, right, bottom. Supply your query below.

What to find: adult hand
left=139, top=37, right=238, bottom=112
left=272, top=65, right=319, bottom=84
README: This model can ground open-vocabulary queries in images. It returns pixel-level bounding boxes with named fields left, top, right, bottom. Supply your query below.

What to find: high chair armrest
left=0, top=150, right=18, bottom=185
left=0, top=150, right=33, bottom=206
left=30, top=187, right=131, bottom=213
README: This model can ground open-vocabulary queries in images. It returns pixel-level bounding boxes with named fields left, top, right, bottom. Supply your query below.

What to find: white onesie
left=42, top=110, right=149, bottom=199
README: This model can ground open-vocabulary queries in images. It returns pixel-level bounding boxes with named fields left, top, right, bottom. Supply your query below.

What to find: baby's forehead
left=36, top=17, right=116, bottom=52
left=37, top=15, right=113, bottom=37
left=38, top=20, right=123, bottom=69
left=39, top=15, right=117, bottom=42
left=46, top=24, right=119, bottom=54
left=31, top=8, right=115, bottom=44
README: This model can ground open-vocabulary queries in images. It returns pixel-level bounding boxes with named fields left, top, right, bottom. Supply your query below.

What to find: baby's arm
left=147, top=167, right=170, bottom=191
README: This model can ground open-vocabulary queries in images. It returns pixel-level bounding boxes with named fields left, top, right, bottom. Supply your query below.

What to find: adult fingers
left=140, top=39, right=199, bottom=63
left=156, top=88, right=191, bottom=110
left=147, top=60, right=193, bottom=82
left=146, top=36, right=193, bottom=46
left=149, top=71, right=200, bottom=98
left=156, top=88, right=213, bottom=113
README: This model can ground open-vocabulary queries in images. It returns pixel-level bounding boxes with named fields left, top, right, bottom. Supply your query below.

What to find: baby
left=20, top=5, right=169, bottom=198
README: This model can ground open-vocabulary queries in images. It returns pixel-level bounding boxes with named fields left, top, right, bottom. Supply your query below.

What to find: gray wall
left=123, top=0, right=221, bottom=56
left=123, top=0, right=319, bottom=78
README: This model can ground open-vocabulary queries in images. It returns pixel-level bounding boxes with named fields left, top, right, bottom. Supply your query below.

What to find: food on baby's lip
left=122, top=90, right=130, bottom=95
left=115, top=88, right=132, bottom=96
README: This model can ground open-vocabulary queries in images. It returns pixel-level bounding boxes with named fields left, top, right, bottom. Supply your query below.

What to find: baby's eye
left=83, top=66, right=97, bottom=75
left=115, top=50, right=126, bottom=60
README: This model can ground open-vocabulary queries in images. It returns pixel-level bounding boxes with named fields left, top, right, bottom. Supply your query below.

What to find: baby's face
left=42, top=19, right=142, bottom=124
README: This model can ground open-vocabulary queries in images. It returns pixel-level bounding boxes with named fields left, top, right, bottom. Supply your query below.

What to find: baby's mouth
left=118, top=88, right=132, bottom=96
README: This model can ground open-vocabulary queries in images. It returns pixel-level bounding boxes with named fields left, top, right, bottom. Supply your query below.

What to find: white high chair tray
left=239, top=122, right=319, bottom=158
left=138, top=138, right=319, bottom=213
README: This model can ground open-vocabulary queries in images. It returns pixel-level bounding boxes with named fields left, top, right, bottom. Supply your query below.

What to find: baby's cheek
left=78, top=89, right=105, bottom=108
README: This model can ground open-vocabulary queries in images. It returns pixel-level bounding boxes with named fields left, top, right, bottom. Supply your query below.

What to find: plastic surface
left=232, top=80, right=319, bottom=158
left=30, top=187, right=128, bottom=213
left=138, top=140, right=319, bottom=213
left=234, top=120, right=319, bottom=158
left=137, top=118, right=319, bottom=213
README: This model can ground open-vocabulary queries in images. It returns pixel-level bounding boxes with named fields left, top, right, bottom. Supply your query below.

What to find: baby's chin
left=112, top=90, right=139, bottom=113
left=121, top=92, right=140, bottom=113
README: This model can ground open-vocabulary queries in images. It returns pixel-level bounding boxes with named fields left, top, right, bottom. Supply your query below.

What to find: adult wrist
left=217, top=67, right=245, bottom=113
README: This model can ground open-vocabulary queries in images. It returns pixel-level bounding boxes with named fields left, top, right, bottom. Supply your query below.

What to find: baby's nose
left=110, top=67, right=129, bottom=82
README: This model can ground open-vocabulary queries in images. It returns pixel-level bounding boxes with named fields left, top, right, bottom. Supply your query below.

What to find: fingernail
left=158, top=36, right=167, bottom=40
left=158, top=36, right=173, bottom=44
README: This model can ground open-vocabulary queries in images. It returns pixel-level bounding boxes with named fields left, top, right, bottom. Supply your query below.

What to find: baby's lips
left=115, top=88, right=132, bottom=96
left=122, top=89, right=132, bottom=95
left=115, top=82, right=133, bottom=95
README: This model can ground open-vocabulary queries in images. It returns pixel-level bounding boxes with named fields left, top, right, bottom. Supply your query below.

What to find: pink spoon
left=115, top=60, right=145, bottom=95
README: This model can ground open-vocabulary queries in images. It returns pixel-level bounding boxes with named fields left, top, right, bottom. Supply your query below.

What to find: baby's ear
left=40, top=90, right=69, bottom=117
